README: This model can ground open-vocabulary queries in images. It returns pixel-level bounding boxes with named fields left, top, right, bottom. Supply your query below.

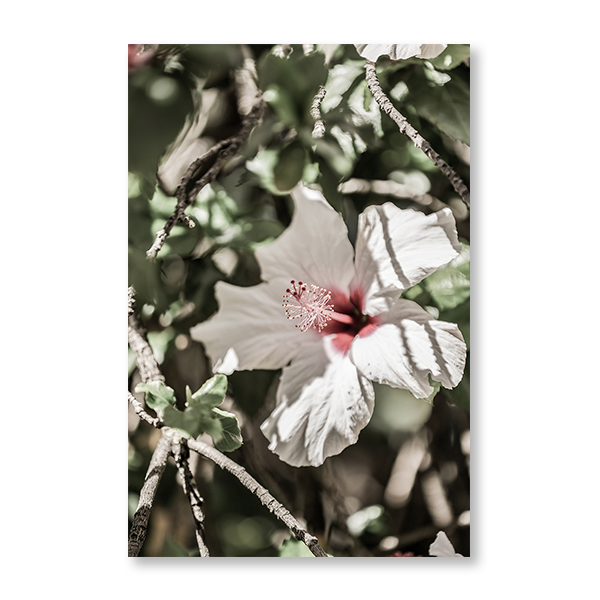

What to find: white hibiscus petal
left=190, top=278, right=313, bottom=374
left=416, top=44, right=448, bottom=59
left=255, top=184, right=356, bottom=293
left=429, top=531, right=463, bottom=557
left=349, top=299, right=466, bottom=398
left=353, top=204, right=462, bottom=315
left=260, top=337, right=375, bottom=467
left=355, top=44, right=423, bottom=62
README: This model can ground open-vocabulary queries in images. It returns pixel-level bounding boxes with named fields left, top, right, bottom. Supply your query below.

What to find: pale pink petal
left=349, top=299, right=466, bottom=398
left=355, top=44, right=446, bottom=62
left=190, top=278, right=313, bottom=374
left=429, top=531, right=463, bottom=557
left=260, top=337, right=375, bottom=467
left=352, top=204, right=462, bottom=315
left=255, top=184, right=356, bottom=294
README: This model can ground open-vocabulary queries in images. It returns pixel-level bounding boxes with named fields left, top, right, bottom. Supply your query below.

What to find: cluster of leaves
left=128, top=43, right=470, bottom=557
left=136, top=374, right=242, bottom=451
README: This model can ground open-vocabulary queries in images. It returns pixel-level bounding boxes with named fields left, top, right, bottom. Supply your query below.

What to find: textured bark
left=187, top=438, right=330, bottom=557
left=128, top=432, right=171, bottom=557
left=364, top=60, right=470, bottom=207
left=147, top=98, right=265, bottom=260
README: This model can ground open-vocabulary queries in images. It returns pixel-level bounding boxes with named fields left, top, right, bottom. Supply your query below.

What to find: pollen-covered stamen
left=282, top=280, right=354, bottom=333
left=283, top=280, right=334, bottom=332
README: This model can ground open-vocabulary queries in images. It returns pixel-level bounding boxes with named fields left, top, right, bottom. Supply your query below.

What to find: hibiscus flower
left=190, top=184, right=467, bottom=467
left=355, top=44, right=447, bottom=62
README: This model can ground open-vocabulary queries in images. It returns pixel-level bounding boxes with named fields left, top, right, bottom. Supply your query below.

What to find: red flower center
left=282, top=280, right=379, bottom=355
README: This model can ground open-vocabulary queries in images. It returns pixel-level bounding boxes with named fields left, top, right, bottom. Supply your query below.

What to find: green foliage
left=135, top=376, right=242, bottom=449
left=425, top=242, right=470, bottom=310
left=278, top=538, right=315, bottom=557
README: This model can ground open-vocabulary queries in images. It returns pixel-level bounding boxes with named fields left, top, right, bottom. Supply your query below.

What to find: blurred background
left=128, top=43, right=470, bottom=557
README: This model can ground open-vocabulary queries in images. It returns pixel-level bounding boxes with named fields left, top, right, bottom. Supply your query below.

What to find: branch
left=146, top=97, right=265, bottom=260
left=173, top=441, right=210, bottom=557
left=128, top=432, right=172, bottom=557
left=310, top=85, right=326, bottom=138
left=187, top=438, right=330, bottom=557
left=128, top=391, right=162, bottom=429
left=364, top=60, right=470, bottom=208
left=127, top=286, right=165, bottom=384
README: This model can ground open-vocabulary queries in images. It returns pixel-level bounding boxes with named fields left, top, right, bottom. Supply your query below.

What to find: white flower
left=191, top=184, right=466, bottom=467
left=429, top=531, right=464, bottom=557
left=355, top=44, right=447, bottom=62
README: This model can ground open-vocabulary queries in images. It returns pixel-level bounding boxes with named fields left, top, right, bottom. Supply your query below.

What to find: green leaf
left=212, top=407, right=243, bottom=452
left=193, top=373, right=228, bottom=406
left=428, top=44, right=470, bottom=71
left=424, top=243, right=470, bottom=310
left=154, top=375, right=241, bottom=448
left=278, top=538, right=315, bottom=557
left=273, top=140, right=307, bottom=192
left=404, top=66, right=470, bottom=145
left=257, top=50, right=329, bottom=129
left=135, top=381, right=177, bottom=416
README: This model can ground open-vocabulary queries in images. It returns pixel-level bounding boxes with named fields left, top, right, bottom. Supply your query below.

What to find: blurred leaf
left=404, top=66, right=470, bottom=145
left=258, top=50, right=329, bottom=128
left=136, top=381, right=177, bottom=415
left=428, top=44, right=470, bottom=71
left=212, top=407, right=243, bottom=452
left=161, top=537, right=190, bottom=557
left=273, top=140, right=307, bottom=192
left=278, top=538, right=315, bottom=557
left=128, top=70, right=193, bottom=197
left=424, top=243, right=470, bottom=310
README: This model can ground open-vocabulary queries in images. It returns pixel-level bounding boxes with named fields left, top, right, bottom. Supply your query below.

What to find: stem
left=146, top=97, right=265, bottom=261
left=128, top=432, right=172, bottom=557
left=187, top=438, right=330, bottom=557
left=364, top=60, right=470, bottom=208
left=173, top=441, right=210, bottom=557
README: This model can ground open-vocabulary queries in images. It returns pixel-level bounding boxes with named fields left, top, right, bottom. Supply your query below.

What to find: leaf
left=404, top=66, right=470, bottom=145
left=428, top=44, right=470, bottom=71
left=424, top=243, right=470, bottom=310
left=273, top=140, right=307, bottom=192
left=154, top=375, right=242, bottom=448
left=135, top=381, right=177, bottom=416
left=194, top=373, right=228, bottom=406
left=278, top=538, right=315, bottom=557
left=212, top=407, right=243, bottom=452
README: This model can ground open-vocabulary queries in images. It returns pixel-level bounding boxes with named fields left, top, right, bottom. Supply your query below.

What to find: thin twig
left=173, top=441, right=210, bottom=557
left=310, top=85, right=326, bottom=138
left=364, top=60, right=470, bottom=207
left=128, top=432, right=172, bottom=557
left=127, top=287, right=165, bottom=384
left=128, top=392, right=163, bottom=429
left=146, top=97, right=265, bottom=260
left=187, top=438, right=330, bottom=557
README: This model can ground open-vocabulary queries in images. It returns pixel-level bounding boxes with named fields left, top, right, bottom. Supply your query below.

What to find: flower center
left=282, top=280, right=378, bottom=353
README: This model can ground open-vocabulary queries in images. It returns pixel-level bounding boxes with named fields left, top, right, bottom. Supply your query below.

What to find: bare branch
left=173, top=441, right=210, bottom=557
left=364, top=60, right=470, bottom=208
left=187, top=438, right=330, bottom=557
left=127, top=287, right=165, bottom=384
left=128, top=391, right=163, bottom=429
left=128, top=432, right=172, bottom=557
left=146, top=97, right=265, bottom=261
left=310, top=85, right=326, bottom=138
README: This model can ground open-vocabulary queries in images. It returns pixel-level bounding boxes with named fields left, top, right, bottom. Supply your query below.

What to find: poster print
left=128, top=43, right=470, bottom=558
